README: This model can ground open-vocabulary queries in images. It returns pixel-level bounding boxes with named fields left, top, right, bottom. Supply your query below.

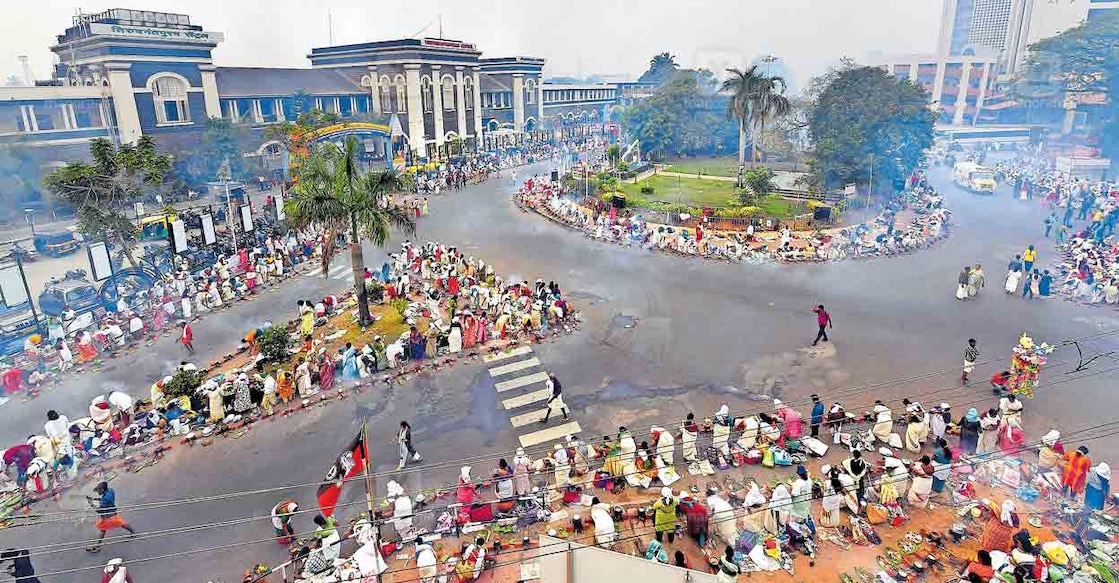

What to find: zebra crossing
left=302, top=265, right=351, bottom=281
left=486, top=345, right=581, bottom=448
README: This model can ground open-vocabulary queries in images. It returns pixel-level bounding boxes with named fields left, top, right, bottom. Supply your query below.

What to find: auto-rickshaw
left=32, top=231, right=79, bottom=257
left=138, top=214, right=176, bottom=241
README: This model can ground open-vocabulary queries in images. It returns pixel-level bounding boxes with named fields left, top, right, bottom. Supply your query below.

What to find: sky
left=1, top=0, right=944, bottom=91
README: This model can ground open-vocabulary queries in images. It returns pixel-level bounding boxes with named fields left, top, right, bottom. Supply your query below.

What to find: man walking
left=962, top=338, right=979, bottom=384
left=809, top=394, right=825, bottom=438
left=811, top=305, right=832, bottom=346
left=396, top=420, right=422, bottom=470
left=1044, top=213, right=1056, bottom=238
left=85, top=482, right=136, bottom=553
left=180, top=321, right=194, bottom=355
left=540, top=373, right=569, bottom=423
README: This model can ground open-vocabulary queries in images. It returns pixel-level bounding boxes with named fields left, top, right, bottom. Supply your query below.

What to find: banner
left=316, top=431, right=367, bottom=517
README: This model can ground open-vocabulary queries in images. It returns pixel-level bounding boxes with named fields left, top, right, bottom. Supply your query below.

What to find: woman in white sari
left=681, top=414, right=699, bottom=462
left=765, top=484, right=791, bottom=534
left=652, top=426, right=675, bottom=466
left=736, top=416, right=760, bottom=450
left=712, top=405, right=732, bottom=456
left=872, top=402, right=893, bottom=444
left=904, top=413, right=927, bottom=453
left=819, top=466, right=845, bottom=527
left=978, top=408, right=1001, bottom=454
left=907, top=456, right=935, bottom=509
left=1005, top=268, right=1022, bottom=294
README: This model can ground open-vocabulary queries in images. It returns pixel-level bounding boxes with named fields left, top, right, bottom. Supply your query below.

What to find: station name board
left=89, top=23, right=224, bottom=43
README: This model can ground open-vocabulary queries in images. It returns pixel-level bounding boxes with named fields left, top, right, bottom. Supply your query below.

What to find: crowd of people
left=517, top=172, right=951, bottom=265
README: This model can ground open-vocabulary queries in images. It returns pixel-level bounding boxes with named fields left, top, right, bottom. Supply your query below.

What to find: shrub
left=640, top=185, right=655, bottom=195
left=713, top=206, right=764, bottom=218
left=257, top=326, right=294, bottom=363
left=365, top=280, right=384, bottom=302
left=162, top=369, right=207, bottom=399
left=390, top=298, right=408, bottom=317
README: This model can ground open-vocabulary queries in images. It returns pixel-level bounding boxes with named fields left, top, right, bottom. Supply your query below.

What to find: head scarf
left=965, top=408, right=979, bottom=423
left=1042, top=430, right=1060, bottom=447
left=1096, top=463, right=1112, bottom=481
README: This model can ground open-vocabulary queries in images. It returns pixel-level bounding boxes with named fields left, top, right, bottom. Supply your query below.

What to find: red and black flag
left=316, top=431, right=367, bottom=517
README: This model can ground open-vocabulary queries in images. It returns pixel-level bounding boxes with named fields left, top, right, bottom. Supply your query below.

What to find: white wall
left=1026, top=0, right=1088, bottom=45
left=538, top=535, right=719, bottom=583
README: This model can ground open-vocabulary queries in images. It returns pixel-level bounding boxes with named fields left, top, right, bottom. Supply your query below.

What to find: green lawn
left=665, top=156, right=741, bottom=178
left=612, top=174, right=798, bottom=218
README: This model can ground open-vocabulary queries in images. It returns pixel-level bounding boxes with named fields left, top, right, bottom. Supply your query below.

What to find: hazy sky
left=1, top=0, right=943, bottom=90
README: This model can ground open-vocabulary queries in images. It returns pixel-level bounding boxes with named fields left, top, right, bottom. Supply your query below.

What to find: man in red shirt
left=812, top=305, right=832, bottom=346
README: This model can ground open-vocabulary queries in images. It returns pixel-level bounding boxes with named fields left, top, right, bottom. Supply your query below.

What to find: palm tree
left=43, top=136, right=171, bottom=267
left=722, top=66, right=792, bottom=165
left=649, top=52, right=678, bottom=72
left=285, top=136, right=416, bottom=325
left=639, top=52, right=679, bottom=84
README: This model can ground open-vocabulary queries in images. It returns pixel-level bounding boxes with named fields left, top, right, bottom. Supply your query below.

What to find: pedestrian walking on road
left=396, top=421, right=422, bottom=470
left=1023, top=245, right=1038, bottom=273
left=968, top=264, right=985, bottom=298
left=85, top=482, right=136, bottom=553
left=540, top=373, right=568, bottom=423
left=811, top=305, right=832, bottom=346
left=1004, top=255, right=1023, bottom=294
left=179, top=321, right=194, bottom=355
left=956, top=266, right=971, bottom=300
left=810, top=394, right=825, bottom=438
left=101, top=558, right=133, bottom=583
left=1044, top=213, right=1056, bottom=238
left=962, top=338, right=979, bottom=384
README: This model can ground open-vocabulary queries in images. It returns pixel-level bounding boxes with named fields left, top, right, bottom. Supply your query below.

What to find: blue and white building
left=1, top=8, right=656, bottom=169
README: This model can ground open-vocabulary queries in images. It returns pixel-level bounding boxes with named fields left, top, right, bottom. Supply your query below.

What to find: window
left=394, top=77, right=406, bottom=113
left=355, top=95, right=369, bottom=113
left=34, top=105, right=69, bottom=131
left=525, top=80, right=535, bottom=104
left=73, top=101, right=104, bottom=128
left=338, top=97, right=353, bottom=117
left=421, top=78, right=433, bottom=113
left=380, top=85, right=392, bottom=112
left=152, top=75, right=190, bottom=124
left=281, top=98, right=297, bottom=121
left=442, top=79, right=455, bottom=111
left=0, top=103, right=25, bottom=133
left=464, top=80, right=474, bottom=110
left=233, top=98, right=254, bottom=123
left=259, top=98, right=278, bottom=123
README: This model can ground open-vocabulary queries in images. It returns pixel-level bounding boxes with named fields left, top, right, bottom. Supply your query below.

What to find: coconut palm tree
left=722, top=66, right=792, bottom=166
left=285, top=136, right=415, bottom=325
left=639, top=52, right=679, bottom=84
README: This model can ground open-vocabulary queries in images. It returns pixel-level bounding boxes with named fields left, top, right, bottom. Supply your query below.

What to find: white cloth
left=591, top=503, right=616, bottom=545
left=653, top=427, right=675, bottom=465
left=681, top=426, right=698, bottom=462
left=707, top=493, right=738, bottom=546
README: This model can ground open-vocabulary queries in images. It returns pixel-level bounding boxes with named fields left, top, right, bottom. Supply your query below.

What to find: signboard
left=170, top=219, right=188, bottom=253
left=87, top=241, right=113, bottom=282
left=0, top=265, right=28, bottom=307
left=134, top=202, right=145, bottom=217
left=274, top=192, right=286, bottom=221
left=201, top=213, right=216, bottom=245
left=240, top=204, right=253, bottom=232
left=89, top=22, right=225, bottom=43
left=844, top=183, right=857, bottom=195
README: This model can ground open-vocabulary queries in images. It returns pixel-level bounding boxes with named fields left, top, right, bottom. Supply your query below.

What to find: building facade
left=1, top=8, right=646, bottom=170
left=870, top=49, right=1001, bottom=126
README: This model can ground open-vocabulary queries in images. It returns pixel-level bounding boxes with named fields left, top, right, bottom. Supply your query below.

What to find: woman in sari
left=774, top=399, right=803, bottom=439
left=999, top=417, right=1027, bottom=454
left=456, top=466, right=475, bottom=504
left=819, top=466, right=844, bottom=528
left=904, top=413, right=926, bottom=453
left=317, top=353, right=335, bottom=392
left=461, top=312, right=477, bottom=349
left=932, top=438, right=952, bottom=494
left=276, top=370, right=294, bottom=403
left=958, top=408, right=981, bottom=455
left=872, top=402, right=893, bottom=444
left=978, top=408, right=1001, bottom=454
left=635, top=449, right=659, bottom=484
left=712, top=405, right=732, bottom=456
left=300, top=305, right=314, bottom=338
left=681, top=414, right=699, bottom=462
left=1085, top=463, right=1111, bottom=511
left=76, top=331, right=98, bottom=363
left=1038, top=429, right=1065, bottom=471
left=512, top=448, right=532, bottom=495
left=568, top=437, right=591, bottom=476
left=295, top=358, right=312, bottom=396
left=908, top=455, right=935, bottom=509
left=408, top=326, right=426, bottom=360
left=766, top=484, right=791, bottom=534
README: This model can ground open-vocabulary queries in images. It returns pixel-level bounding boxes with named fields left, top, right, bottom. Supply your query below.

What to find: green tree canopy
left=1019, top=12, right=1119, bottom=159
left=619, top=70, right=736, bottom=160
left=807, top=64, right=934, bottom=193
left=638, top=52, right=680, bottom=85
left=174, top=118, right=256, bottom=185
left=284, top=136, right=415, bottom=324
left=42, top=136, right=172, bottom=265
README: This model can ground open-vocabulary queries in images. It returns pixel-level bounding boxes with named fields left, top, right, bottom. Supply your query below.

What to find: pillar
left=974, top=62, right=992, bottom=126
left=369, top=66, right=380, bottom=115
left=431, top=65, right=445, bottom=150
left=536, top=75, right=544, bottom=127
left=931, top=61, right=947, bottom=120
left=106, top=64, right=142, bottom=144
left=953, top=60, right=971, bottom=126
left=199, top=65, right=222, bottom=119
left=455, top=66, right=468, bottom=137
left=512, top=73, right=526, bottom=132
left=472, top=67, right=483, bottom=140
left=404, top=64, right=426, bottom=159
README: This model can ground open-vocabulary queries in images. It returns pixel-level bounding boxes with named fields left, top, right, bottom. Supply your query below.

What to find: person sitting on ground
left=990, top=370, right=1011, bottom=396
left=960, top=550, right=996, bottom=582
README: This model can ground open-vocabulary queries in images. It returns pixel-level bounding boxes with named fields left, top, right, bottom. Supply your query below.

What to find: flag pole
left=360, top=420, right=383, bottom=583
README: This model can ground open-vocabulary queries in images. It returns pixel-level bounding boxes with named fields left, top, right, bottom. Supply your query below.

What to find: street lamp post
left=23, top=209, right=35, bottom=237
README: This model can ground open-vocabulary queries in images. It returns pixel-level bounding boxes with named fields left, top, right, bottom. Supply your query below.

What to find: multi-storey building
left=1, top=8, right=654, bottom=172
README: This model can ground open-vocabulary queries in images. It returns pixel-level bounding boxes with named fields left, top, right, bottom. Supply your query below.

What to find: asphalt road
left=3, top=162, right=1119, bottom=582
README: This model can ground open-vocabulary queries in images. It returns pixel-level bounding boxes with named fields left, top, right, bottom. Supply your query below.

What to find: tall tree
left=807, top=65, right=935, bottom=193
left=43, top=136, right=172, bottom=266
left=1018, top=12, right=1119, bottom=160
left=284, top=136, right=415, bottom=325
left=722, top=65, right=791, bottom=166
left=175, top=118, right=256, bottom=185
left=620, top=70, right=736, bottom=160
left=638, top=52, right=680, bottom=85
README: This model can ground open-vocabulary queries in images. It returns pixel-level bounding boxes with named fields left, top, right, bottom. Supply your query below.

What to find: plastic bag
left=866, top=504, right=890, bottom=525
left=762, top=448, right=775, bottom=468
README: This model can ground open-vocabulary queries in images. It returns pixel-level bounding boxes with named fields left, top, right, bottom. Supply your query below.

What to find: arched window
left=442, top=76, right=456, bottom=111
left=464, top=78, right=474, bottom=110
left=151, top=74, right=190, bottom=124
left=525, top=79, right=536, bottom=104
left=421, top=77, right=433, bottom=113
left=379, top=76, right=392, bottom=112
left=394, top=76, right=406, bottom=114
